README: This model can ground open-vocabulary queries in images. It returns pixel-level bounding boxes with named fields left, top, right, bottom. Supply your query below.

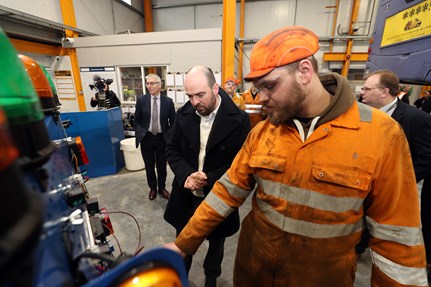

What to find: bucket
left=120, top=138, right=145, bottom=171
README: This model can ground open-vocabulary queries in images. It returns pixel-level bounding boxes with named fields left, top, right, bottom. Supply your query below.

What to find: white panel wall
left=112, top=1, right=145, bottom=33
left=243, top=1, right=297, bottom=39
left=73, top=28, right=222, bottom=72
left=73, top=0, right=116, bottom=35
left=195, top=4, right=223, bottom=29
left=153, top=6, right=195, bottom=31
left=0, top=0, right=63, bottom=23
left=0, top=0, right=144, bottom=35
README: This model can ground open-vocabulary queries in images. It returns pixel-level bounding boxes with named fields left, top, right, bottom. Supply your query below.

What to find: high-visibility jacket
left=175, top=74, right=428, bottom=286
left=230, top=93, right=245, bottom=110
left=242, top=89, right=266, bottom=128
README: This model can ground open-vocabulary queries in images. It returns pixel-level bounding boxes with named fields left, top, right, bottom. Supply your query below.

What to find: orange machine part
left=75, top=136, right=89, bottom=165
left=118, top=267, right=182, bottom=287
left=18, top=55, right=54, bottom=99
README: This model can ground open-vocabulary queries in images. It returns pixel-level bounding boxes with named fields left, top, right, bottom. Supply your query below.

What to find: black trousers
left=421, top=180, right=431, bottom=263
left=140, top=133, right=167, bottom=190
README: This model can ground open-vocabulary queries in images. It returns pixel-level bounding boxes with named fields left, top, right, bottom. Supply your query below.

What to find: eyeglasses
left=146, top=82, right=160, bottom=86
left=254, top=70, right=289, bottom=95
left=361, top=86, right=384, bottom=92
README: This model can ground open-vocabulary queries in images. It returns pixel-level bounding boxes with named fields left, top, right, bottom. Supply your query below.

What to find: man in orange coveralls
left=165, top=26, right=428, bottom=286
left=224, top=76, right=246, bottom=110
left=242, top=84, right=266, bottom=128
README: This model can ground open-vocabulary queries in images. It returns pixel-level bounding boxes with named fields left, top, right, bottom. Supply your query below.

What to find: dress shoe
left=158, top=188, right=170, bottom=199
left=149, top=189, right=157, bottom=200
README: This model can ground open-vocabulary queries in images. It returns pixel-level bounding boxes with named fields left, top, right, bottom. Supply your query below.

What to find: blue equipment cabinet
left=61, top=107, right=125, bottom=178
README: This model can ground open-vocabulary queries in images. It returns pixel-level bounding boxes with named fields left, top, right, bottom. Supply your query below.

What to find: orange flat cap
left=244, top=26, right=319, bottom=81
left=225, top=76, right=240, bottom=85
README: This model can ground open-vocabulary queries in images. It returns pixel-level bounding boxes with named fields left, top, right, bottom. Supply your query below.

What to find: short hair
left=283, top=55, right=319, bottom=74
left=145, top=73, right=161, bottom=83
left=186, top=66, right=216, bottom=88
left=365, top=70, right=400, bottom=97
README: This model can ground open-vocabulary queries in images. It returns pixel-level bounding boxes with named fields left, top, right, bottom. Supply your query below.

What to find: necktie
left=151, top=97, right=159, bottom=135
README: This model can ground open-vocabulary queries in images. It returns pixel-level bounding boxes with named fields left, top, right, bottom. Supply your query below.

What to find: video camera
left=89, top=75, right=113, bottom=94
left=89, top=75, right=113, bottom=108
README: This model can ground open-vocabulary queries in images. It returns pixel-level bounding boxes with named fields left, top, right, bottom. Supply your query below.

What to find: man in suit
left=164, top=66, right=250, bottom=287
left=135, top=74, right=176, bottom=200
left=360, top=70, right=431, bottom=278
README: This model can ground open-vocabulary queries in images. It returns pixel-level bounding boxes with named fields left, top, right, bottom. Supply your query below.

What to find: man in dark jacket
left=164, top=66, right=250, bottom=287
left=135, top=74, right=176, bottom=200
left=360, top=70, right=431, bottom=278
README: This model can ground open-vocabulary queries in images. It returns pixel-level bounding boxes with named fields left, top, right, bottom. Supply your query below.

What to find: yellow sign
left=381, top=0, right=431, bottom=47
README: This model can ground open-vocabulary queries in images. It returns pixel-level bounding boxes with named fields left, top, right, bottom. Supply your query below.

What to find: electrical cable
left=237, top=42, right=252, bottom=74
left=104, top=210, right=144, bottom=255
left=101, top=221, right=123, bottom=255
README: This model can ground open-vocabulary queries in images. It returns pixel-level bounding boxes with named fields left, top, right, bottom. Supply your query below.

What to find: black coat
left=164, top=89, right=250, bottom=239
left=134, top=93, right=176, bottom=148
left=391, top=100, right=431, bottom=182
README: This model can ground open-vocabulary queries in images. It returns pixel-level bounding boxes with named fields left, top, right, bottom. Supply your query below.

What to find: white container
left=120, top=138, right=145, bottom=171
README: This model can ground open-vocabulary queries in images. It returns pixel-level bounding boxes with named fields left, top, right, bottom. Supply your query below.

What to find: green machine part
left=0, top=28, right=55, bottom=168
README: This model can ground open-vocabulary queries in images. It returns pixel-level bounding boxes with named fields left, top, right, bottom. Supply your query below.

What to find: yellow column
left=237, top=0, right=245, bottom=85
left=222, top=0, right=236, bottom=84
left=59, top=0, right=86, bottom=111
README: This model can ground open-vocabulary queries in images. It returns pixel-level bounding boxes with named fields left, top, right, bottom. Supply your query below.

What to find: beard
left=266, top=80, right=306, bottom=126
left=193, top=92, right=218, bottom=116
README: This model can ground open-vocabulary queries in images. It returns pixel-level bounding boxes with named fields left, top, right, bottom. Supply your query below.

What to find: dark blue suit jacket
left=134, top=93, right=176, bottom=148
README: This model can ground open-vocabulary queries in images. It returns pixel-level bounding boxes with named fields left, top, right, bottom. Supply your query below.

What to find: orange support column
left=59, top=0, right=86, bottom=111
left=144, top=0, right=154, bottom=32
left=222, top=0, right=236, bottom=84
left=341, top=0, right=361, bottom=77
left=237, top=0, right=245, bottom=85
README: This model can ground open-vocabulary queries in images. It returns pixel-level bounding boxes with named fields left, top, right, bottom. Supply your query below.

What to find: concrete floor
left=87, top=167, right=374, bottom=287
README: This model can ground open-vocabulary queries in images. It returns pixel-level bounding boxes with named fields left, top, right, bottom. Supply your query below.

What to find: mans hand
left=164, top=242, right=186, bottom=257
left=184, top=171, right=208, bottom=190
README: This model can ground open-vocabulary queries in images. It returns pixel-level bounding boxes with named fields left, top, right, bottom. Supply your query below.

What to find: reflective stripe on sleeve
left=256, top=198, right=363, bottom=238
left=218, top=173, right=252, bottom=199
left=370, top=249, right=428, bottom=286
left=367, top=216, right=424, bottom=246
left=204, top=192, right=235, bottom=218
left=256, top=176, right=364, bottom=212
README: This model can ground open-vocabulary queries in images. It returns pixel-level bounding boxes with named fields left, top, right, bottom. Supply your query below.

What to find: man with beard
left=165, top=26, right=428, bottom=286
left=164, top=66, right=250, bottom=287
